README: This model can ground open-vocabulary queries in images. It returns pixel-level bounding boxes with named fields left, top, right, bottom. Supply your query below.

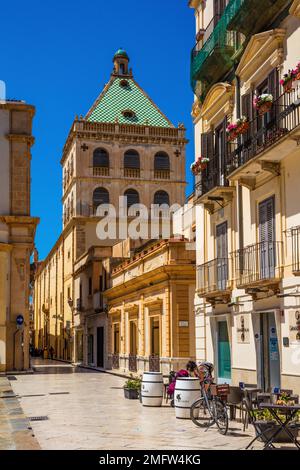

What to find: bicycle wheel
left=190, top=397, right=214, bottom=428
left=213, top=398, right=228, bottom=435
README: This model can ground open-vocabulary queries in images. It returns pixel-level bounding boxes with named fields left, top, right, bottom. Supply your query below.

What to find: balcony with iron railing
left=93, top=166, right=109, bottom=176
left=197, top=257, right=233, bottom=299
left=191, top=7, right=242, bottom=97
left=227, top=0, right=291, bottom=38
left=194, top=157, right=229, bottom=200
left=227, top=85, right=300, bottom=178
left=233, top=241, right=283, bottom=289
left=290, top=226, right=300, bottom=275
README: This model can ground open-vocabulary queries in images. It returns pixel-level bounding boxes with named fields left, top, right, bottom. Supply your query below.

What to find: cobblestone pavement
left=5, top=359, right=260, bottom=450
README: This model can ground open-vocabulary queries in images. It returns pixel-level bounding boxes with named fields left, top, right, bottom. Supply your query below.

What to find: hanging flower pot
left=253, top=94, right=273, bottom=116
left=237, top=116, right=250, bottom=135
left=190, top=157, right=209, bottom=175
left=226, top=123, right=239, bottom=142
left=238, top=121, right=250, bottom=135
left=284, top=79, right=293, bottom=93
left=228, top=131, right=238, bottom=142
left=258, top=101, right=272, bottom=116
left=280, top=68, right=298, bottom=93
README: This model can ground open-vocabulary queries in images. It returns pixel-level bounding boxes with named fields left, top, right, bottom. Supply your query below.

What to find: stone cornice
left=60, top=120, right=188, bottom=165
left=0, top=243, right=13, bottom=253
left=6, top=134, right=35, bottom=146
left=0, top=102, right=35, bottom=116
left=0, top=215, right=39, bottom=226
left=62, top=176, right=187, bottom=202
left=106, top=264, right=195, bottom=302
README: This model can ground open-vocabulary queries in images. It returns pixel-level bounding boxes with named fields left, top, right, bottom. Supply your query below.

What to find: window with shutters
left=213, top=0, right=227, bottom=25
left=259, top=196, right=275, bottom=279
left=153, top=190, right=170, bottom=206
left=124, top=150, right=140, bottom=178
left=93, top=187, right=109, bottom=214
left=216, top=222, right=228, bottom=290
left=198, top=120, right=228, bottom=196
left=93, top=148, right=109, bottom=176
left=154, top=152, right=170, bottom=179
left=124, top=188, right=139, bottom=208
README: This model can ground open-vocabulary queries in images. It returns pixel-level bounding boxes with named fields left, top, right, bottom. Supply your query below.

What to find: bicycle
left=190, top=381, right=229, bottom=435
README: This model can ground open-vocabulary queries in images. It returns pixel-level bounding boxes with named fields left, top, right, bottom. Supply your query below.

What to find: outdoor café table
left=258, top=403, right=300, bottom=450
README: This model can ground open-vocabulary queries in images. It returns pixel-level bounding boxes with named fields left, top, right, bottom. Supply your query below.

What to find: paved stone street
left=1, top=359, right=259, bottom=450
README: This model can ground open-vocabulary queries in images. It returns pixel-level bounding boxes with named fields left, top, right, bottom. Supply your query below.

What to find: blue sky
left=1, top=0, right=195, bottom=259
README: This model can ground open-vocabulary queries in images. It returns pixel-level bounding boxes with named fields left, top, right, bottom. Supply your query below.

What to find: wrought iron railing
left=290, top=226, right=300, bottom=275
left=149, top=355, right=160, bottom=372
left=112, top=354, right=120, bottom=369
left=195, top=156, right=229, bottom=198
left=129, top=354, right=137, bottom=372
left=191, top=6, right=241, bottom=86
left=193, top=15, right=221, bottom=54
left=197, top=258, right=232, bottom=295
left=227, top=85, right=300, bottom=173
left=233, top=241, right=283, bottom=287
left=227, top=0, right=290, bottom=37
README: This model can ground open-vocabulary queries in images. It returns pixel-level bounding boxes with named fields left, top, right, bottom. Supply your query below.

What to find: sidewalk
left=0, top=376, right=40, bottom=450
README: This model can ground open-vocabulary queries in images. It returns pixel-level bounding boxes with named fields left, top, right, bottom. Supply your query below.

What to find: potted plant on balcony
left=227, top=116, right=250, bottom=142
left=280, top=68, right=297, bottom=93
left=190, top=156, right=209, bottom=175
left=253, top=94, right=273, bottom=116
left=123, top=376, right=142, bottom=400
left=237, top=115, right=250, bottom=135
left=226, top=122, right=239, bottom=142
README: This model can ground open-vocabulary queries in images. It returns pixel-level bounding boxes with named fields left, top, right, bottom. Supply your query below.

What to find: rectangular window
left=88, top=277, right=92, bottom=296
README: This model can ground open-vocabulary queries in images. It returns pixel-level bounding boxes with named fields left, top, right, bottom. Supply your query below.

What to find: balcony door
left=215, top=120, right=227, bottom=187
left=259, top=197, right=275, bottom=279
left=216, top=222, right=228, bottom=290
left=214, top=0, right=227, bottom=25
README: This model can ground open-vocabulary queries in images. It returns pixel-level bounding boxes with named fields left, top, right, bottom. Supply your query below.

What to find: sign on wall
left=236, top=314, right=250, bottom=343
left=289, top=310, right=300, bottom=343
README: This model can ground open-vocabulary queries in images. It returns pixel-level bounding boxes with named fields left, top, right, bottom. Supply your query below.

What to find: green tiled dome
left=114, top=49, right=129, bottom=60
left=86, top=77, right=173, bottom=128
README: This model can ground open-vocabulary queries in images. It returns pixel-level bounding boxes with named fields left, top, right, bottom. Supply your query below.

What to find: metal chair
left=242, top=396, right=276, bottom=450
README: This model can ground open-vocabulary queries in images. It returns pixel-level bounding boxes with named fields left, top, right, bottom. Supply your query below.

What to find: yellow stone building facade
left=106, top=238, right=196, bottom=375
left=0, top=99, right=39, bottom=371
left=190, top=0, right=300, bottom=393
left=33, top=51, right=188, bottom=366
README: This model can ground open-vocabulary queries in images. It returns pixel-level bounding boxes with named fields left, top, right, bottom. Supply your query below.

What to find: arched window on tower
left=124, top=150, right=140, bottom=178
left=124, top=189, right=140, bottom=210
left=93, top=187, right=109, bottom=215
left=154, top=190, right=170, bottom=206
left=154, top=152, right=170, bottom=179
left=93, top=148, right=109, bottom=176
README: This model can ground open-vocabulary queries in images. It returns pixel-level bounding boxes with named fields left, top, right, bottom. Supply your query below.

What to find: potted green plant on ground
left=253, top=393, right=300, bottom=443
left=123, top=376, right=141, bottom=400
